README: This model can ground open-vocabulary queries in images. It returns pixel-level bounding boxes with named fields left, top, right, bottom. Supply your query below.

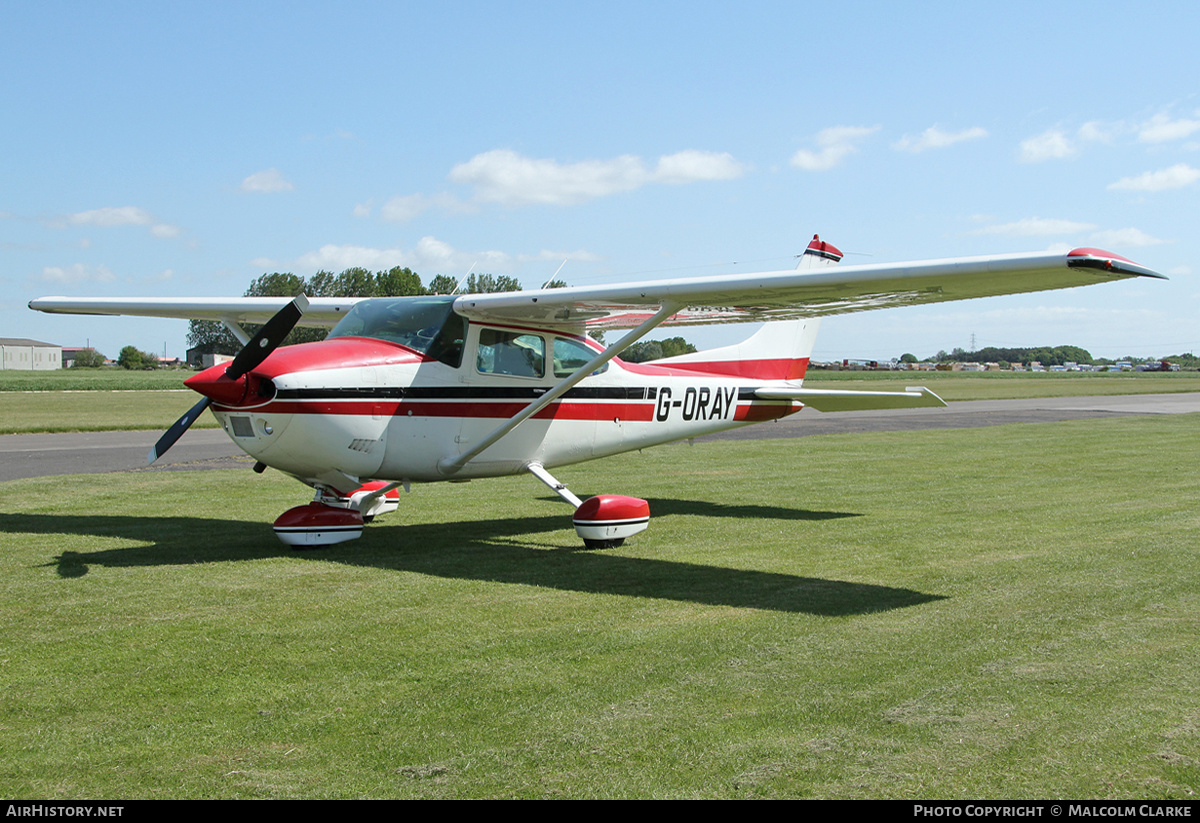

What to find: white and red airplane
left=30, top=237, right=1163, bottom=548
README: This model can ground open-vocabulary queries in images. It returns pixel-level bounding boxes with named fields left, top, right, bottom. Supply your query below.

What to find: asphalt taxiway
left=2, top=393, right=1198, bottom=482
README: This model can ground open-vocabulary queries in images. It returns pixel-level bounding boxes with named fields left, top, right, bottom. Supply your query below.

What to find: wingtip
left=1067, top=247, right=1167, bottom=280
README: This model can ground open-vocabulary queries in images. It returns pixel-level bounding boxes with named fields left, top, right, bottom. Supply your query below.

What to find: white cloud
left=68, top=206, right=152, bottom=227
left=352, top=201, right=373, bottom=218
left=416, top=236, right=512, bottom=271
left=449, top=149, right=649, bottom=206
left=1078, top=120, right=1121, bottom=143
left=294, top=236, right=513, bottom=275
left=790, top=125, right=880, bottom=171
left=39, top=263, right=116, bottom=284
left=240, top=168, right=295, bottom=193
left=972, top=217, right=1097, bottom=237
left=295, top=244, right=410, bottom=272
left=1088, top=228, right=1166, bottom=247
left=653, top=150, right=746, bottom=183
left=518, top=248, right=603, bottom=264
left=1018, top=130, right=1075, bottom=162
left=66, top=206, right=179, bottom=238
left=1108, top=163, right=1200, bottom=192
left=1137, top=112, right=1200, bottom=143
left=380, top=194, right=432, bottom=222
left=289, top=238, right=602, bottom=280
left=893, top=126, right=987, bottom=153
left=445, top=148, right=745, bottom=207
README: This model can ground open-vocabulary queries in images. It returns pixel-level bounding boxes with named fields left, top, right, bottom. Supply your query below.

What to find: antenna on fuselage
left=541, top=259, right=568, bottom=290
left=452, top=262, right=478, bottom=295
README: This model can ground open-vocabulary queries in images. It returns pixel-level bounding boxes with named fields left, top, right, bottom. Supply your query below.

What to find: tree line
left=928, top=345, right=1095, bottom=367
left=922, top=346, right=1199, bottom=368
left=187, top=267, right=537, bottom=357
left=620, top=337, right=698, bottom=362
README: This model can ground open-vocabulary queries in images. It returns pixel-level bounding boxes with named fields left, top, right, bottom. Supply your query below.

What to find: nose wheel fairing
left=572, top=494, right=650, bottom=549
left=272, top=482, right=402, bottom=547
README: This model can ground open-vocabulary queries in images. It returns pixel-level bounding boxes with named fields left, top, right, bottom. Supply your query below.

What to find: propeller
left=147, top=294, right=309, bottom=465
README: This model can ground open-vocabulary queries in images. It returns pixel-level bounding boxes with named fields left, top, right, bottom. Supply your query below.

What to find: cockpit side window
left=426, top=313, right=467, bottom=368
left=476, top=329, right=545, bottom=378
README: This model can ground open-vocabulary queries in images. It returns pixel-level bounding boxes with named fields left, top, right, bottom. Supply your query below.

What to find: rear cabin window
left=553, top=337, right=607, bottom=377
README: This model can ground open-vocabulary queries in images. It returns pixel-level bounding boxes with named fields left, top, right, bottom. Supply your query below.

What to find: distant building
left=0, top=338, right=62, bottom=370
left=186, top=347, right=233, bottom=369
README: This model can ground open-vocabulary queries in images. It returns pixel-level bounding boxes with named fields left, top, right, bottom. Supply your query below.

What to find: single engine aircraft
left=30, top=236, right=1164, bottom=548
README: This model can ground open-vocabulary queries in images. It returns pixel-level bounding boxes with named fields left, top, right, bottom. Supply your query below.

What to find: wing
left=452, top=247, right=1164, bottom=331
left=28, top=247, right=1162, bottom=331
left=27, top=296, right=362, bottom=328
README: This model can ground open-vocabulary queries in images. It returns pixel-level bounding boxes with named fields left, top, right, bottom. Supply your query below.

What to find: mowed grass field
left=3, top=369, right=1200, bottom=434
left=2, top=413, right=1198, bottom=798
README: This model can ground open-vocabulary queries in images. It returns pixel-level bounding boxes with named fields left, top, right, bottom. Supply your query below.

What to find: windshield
left=327, top=295, right=466, bottom=367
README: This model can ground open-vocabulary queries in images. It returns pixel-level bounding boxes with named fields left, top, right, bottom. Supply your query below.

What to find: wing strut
left=437, top=302, right=683, bottom=475
left=220, top=318, right=252, bottom=346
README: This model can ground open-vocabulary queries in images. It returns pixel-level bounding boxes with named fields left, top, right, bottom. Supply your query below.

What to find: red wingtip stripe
left=1067, top=247, right=1134, bottom=264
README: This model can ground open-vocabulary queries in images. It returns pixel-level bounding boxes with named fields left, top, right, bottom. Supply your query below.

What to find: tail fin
left=796, top=234, right=843, bottom=269
left=651, top=235, right=841, bottom=381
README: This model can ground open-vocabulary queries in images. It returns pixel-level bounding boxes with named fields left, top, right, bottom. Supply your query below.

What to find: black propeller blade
left=147, top=293, right=309, bottom=465
left=147, top=396, right=213, bottom=465
left=225, top=293, right=310, bottom=380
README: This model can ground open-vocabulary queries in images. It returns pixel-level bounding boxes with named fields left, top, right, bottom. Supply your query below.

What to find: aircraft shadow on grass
left=4, top=503, right=943, bottom=616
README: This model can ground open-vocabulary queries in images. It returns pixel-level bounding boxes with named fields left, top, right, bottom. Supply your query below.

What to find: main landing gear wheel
left=526, top=465, right=650, bottom=550
left=582, top=537, right=625, bottom=550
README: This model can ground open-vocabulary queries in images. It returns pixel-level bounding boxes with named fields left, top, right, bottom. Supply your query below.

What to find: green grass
left=2, top=415, right=1198, bottom=798
left=0, top=390, right=220, bottom=434
left=0, top=368, right=190, bottom=392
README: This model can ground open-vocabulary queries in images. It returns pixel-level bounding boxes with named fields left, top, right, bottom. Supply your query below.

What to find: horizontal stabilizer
left=755, top=386, right=946, bottom=412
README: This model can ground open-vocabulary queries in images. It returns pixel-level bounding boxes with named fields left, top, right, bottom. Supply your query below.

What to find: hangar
left=0, top=338, right=62, bottom=370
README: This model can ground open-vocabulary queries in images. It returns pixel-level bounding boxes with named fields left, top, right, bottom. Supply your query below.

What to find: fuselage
left=186, top=297, right=803, bottom=493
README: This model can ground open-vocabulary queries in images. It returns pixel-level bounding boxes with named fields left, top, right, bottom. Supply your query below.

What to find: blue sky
left=4, top=1, right=1197, bottom=362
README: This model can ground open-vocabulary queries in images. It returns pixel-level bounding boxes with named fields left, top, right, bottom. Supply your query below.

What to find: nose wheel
left=273, top=481, right=403, bottom=548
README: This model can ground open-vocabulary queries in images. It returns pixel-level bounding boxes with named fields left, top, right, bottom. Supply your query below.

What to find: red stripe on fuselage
left=734, top=402, right=802, bottom=422
left=219, top=399, right=660, bottom=421
left=215, top=398, right=800, bottom=422
left=645, top=357, right=809, bottom=381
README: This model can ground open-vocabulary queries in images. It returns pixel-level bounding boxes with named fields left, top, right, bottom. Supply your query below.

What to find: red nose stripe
left=184, top=364, right=247, bottom=405
left=252, top=337, right=427, bottom=378
left=184, top=337, right=427, bottom=405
